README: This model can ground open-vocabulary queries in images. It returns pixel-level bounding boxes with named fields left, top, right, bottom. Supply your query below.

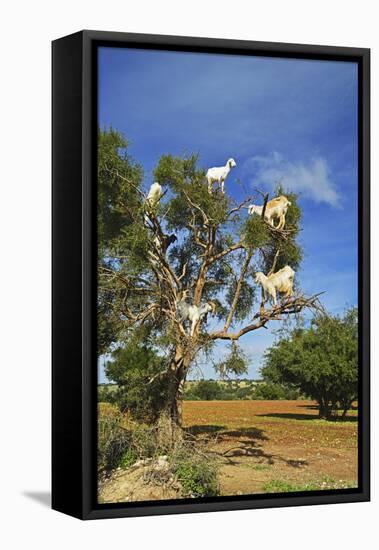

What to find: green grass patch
left=118, top=448, right=138, bottom=469
left=263, top=477, right=357, bottom=494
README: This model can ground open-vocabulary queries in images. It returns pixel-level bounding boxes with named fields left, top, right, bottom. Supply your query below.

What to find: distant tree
left=190, top=380, right=223, bottom=401
left=98, top=128, right=321, bottom=427
left=261, top=309, right=358, bottom=419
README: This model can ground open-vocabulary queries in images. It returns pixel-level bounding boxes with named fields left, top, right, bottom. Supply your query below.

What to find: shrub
left=98, top=385, right=118, bottom=404
left=173, top=453, right=219, bottom=497
left=105, top=341, right=170, bottom=424
left=190, top=380, right=223, bottom=401
left=97, top=405, right=131, bottom=472
left=98, top=406, right=220, bottom=499
left=131, top=423, right=161, bottom=457
left=119, top=448, right=139, bottom=468
left=253, top=382, right=300, bottom=400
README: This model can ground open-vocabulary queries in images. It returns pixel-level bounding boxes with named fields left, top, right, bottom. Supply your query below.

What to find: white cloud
left=244, top=152, right=340, bottom=207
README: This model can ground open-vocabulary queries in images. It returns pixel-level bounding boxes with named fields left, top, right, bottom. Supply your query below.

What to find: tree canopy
left=261, top=308, right=358, bottom=419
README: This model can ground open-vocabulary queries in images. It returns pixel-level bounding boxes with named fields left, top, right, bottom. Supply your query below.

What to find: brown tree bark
left=165, top=345, right=192, bottom=427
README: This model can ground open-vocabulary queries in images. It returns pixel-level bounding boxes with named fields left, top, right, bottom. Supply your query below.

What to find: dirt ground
left=98, top=400, right=358, bottom=502
left=183, top=400, right=358, bottom=495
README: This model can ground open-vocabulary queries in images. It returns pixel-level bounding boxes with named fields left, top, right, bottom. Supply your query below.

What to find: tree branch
left=227, top=196, right=253, bottom=218
left=104, top=165, right=145, bottom=199
left=223, top=250, right=253, bottom=331
left=208, top=242, right=245, bottom=264
left=209, top=293, right=324, bottom=341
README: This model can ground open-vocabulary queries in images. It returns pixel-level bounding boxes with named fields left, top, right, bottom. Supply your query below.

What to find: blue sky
left=98, top=46, right=358, bottom=382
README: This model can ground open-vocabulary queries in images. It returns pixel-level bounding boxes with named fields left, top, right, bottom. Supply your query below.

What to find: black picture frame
left=52, top=30, right=370, bottom=520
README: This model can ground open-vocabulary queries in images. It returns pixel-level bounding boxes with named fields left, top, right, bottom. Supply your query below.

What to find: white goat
left=177, top=300, right=215, bottom=336
left=206, top=158, right=236, bottom=194
left=248, top=195, right=291, bottom=229
left=254, top=266, right=295, bottom=306
left=146, top=182, right=163, bottom=207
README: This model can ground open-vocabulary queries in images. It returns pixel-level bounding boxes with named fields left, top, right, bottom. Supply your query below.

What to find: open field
left=183, top=400, right=358, bottom=495
left=98, top=399, right=358, bottom=502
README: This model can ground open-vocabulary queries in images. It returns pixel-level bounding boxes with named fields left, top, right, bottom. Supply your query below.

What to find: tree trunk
left=168, top=378, right=185, bottom=426
left=165, top=346, right=191, bottom=427
left=341, top=398, right=354, bottom=420
left=318, top=398, right=331, bottom=420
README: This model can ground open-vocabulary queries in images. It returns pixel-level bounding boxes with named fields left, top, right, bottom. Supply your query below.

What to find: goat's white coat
left=146, top=182, right=163, bottom=207
left=254, top=266, right=295, bottom=306
left=248, top=195, right=291, bottom=229
left=177, top=300, right=215, bottom=336
left=206, top=158, right=236, bottom=194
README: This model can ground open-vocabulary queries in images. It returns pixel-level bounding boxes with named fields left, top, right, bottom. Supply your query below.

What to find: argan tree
left=261, top=308, right=358, bottom=419
left=98, top=128, right=321, bottom=426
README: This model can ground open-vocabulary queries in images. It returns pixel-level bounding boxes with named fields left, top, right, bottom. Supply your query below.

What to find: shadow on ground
left=186, top=424, right=308, bottom=468
left=185, top=424, right=226, bottom=436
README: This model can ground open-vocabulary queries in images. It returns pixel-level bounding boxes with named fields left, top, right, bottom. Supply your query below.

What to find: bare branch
left=227, top=196, right=253, bottom=218
left=267, top=248, right=280, bottom=276
left=223, top=250, right=253, bottom=331
left=178, top=261, right=189, bottom=281
left=181, top=188, right=210, bottom=227
left=99, top=266, right=158, bottom=294
left=208, top=241, right=245, bottom=264
left=208, top=293, right=324, bottom=341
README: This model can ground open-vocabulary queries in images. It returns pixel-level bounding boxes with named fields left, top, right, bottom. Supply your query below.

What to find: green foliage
left=213, top=342, right=249, bottom=379
left=97, top=405, right=131, bottom=472
left=253, top=382, right=300, bottom=400
left=186, top=380, right=223, bottom=401
left=225, top=268, right=256, bottom=322
left=262, top=308, right=358, bottom=419
left=98, top=128, right=143, bottom=251
left=183, top=379, right=300, bottom=401
left=242, top=215, right=271, bottom=250
left=98, top=404, right=220, bottom=498
left=105, top=340, right=169, bottom=423
left=119, top=448, right=138, bottom=468
left=263, top=479, right=320, bottom=493
left=173, top=453, right=219, bottom=497
left=263, top=477, right=357, bottom=493
left=154, top=154, right=230, bottom=231
left=98, top=384, right=118, bottom=404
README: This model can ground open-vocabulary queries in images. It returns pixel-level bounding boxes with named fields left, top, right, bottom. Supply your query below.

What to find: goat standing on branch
left=146, top=182, right=163, bottom=207
left=248, top=195, right=291, bottom=229
left=255, top=266, right=295, bottom=306
left=176, top=298, right=216, bottom=336
left=206, top=158, right=236, bottom=194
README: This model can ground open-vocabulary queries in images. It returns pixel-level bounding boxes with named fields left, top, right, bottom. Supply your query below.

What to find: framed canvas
left=52, top=30, right=370, bottom=520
